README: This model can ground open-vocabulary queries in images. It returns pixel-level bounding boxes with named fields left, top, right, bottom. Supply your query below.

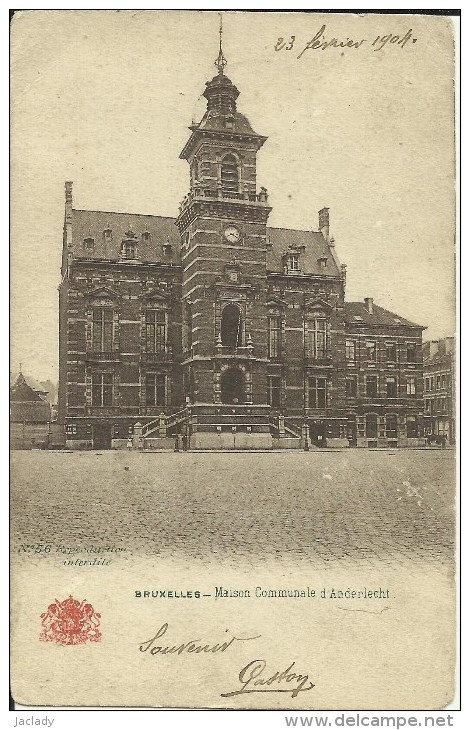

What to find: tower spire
left=215, top=13, right=227, bottom=75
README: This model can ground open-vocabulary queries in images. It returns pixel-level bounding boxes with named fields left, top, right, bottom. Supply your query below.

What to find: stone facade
left=58, top=61, right=426, bottom=449
left=423, top=337, right=455, bottom=443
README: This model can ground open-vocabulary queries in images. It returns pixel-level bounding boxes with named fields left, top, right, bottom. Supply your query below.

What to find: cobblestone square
left=11, top=449, right=455, bottom=569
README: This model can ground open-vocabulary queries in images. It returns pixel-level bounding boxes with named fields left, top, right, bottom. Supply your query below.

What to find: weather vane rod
left=215, top=13, right=227, bottom=74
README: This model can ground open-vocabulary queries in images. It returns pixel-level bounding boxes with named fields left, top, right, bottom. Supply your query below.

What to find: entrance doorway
left=346, top=415, right=357, bottom=447
left=309, top=420, right=326, bottom=447
left=93, top=423, right=112, bottom=450
left=221, top=368, right=245, bottom=404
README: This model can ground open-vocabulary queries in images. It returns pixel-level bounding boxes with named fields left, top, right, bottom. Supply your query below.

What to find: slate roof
left=194, top=109, right=260, bottom=136
left=344, top=302, right=425, bottom=329
left=71, top=210, right=181, bottom=265
left=10, top=374, right=47, bottom=402
left=70, top=209, right=340, bottom=276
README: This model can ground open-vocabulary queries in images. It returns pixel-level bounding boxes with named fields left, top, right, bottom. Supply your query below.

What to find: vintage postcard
left=10, top=10, right=457, bottom=710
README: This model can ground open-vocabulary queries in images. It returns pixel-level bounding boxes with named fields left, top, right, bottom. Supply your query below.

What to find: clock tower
left=175, top=39, right=272, bottom=445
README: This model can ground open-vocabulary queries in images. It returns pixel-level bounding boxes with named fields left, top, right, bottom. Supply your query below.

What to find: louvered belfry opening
left=220, top=154, right=239, bottom=192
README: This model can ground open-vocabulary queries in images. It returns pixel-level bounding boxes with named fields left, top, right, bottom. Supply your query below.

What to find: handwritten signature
left=139, top=622, right=261, bottom=657
left=221, top=659, right=315, bottom=699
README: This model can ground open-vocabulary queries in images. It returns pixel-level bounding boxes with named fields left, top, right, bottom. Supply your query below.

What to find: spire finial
left=215, top=13, right=227, bottom=75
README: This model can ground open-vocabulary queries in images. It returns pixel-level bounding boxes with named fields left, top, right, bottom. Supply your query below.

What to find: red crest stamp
left=40, top=595, right=101, bottom=645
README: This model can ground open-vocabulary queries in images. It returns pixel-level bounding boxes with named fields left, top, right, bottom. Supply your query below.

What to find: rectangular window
left=306, top=319, right=329, bottom=359
left=366, top=415, right=378, bottom=439
left=386, top=414, right=398, bottom=439
left=386, top=376, right=397, bottom=398
left=441, top=374, right=447, bottom=389
left=308, top=377, right=327, bottom=409
left=407, top=343, right=417, bottom=363
left=406, top=377, right=417, bottom=396
left=366, top=375, right=378, bottom=398
left=386, top=342, right=397, bottom=361
left=437, top=375, right=441, bottom=389
left=425, top=377, right=430, bottom=391
left=345, top=339, right=356, bottom=361
left=92, top=308, right=113, bottom=352
left=145, top=310, right=166, bottom=354
left=91, top=373, right=113, bottom=406
left=268, top=316, right=281, bottom=358
left=430, top=376, right=435, bottom=390
left=145, top=373, right=166, bottom=407
left=286, top=253, right=300, bottom=271
left=365, top=340, right=377, bottom=361
left=406, top=416, right=418, bottom=438
left=345, top=377, right=357, bottom=397
left=267, top=376, right=281, bottom=408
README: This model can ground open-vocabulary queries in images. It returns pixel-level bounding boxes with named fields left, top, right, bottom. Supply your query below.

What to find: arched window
left=220, top=154, right=239, bottom=192
left=220, top=304, right=242, bottom=348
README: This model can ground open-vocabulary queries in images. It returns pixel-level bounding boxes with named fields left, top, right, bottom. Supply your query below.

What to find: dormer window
left=318, top=256, right=328, bottom=269
left=163, top=240, right=172, bottom=256
left=224, top=117, right=234, bottom=129
left=103, top=227, right=112, bottom=243
left=142, top=231, right=151, bottom=243
left=123, top=240, right=136, bottom=259
left=121, top=229, right=138, bottom=260
left=286, top=253, right=300, bottom=272
left=83, top=237, right=95, bottom=250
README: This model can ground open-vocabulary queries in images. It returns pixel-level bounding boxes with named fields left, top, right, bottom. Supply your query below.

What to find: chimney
left=64, top=181, right=73, bottom=227
left=64, top=181, right=73, bottom=251
left=429, top=340, right=439, bottom=357
left=364, top=297, right=374, bottom=314
left=318, top=207, right=329, bottom=240
left=445, top=336, right=454, bottom=354
left=65, top=181, right=73, bottom=203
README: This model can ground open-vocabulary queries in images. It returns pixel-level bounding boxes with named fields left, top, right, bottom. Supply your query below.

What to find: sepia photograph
left=10, top=9, right=457, bottom=712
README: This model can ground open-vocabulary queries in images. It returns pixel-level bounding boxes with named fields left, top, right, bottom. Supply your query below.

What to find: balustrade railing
left=179, top=186, right=269, bottom=212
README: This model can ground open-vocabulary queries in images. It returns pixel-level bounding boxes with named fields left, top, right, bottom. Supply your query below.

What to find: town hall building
left=58, top=46, right=426, bottom=450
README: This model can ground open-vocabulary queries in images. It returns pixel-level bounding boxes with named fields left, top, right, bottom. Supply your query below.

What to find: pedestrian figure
left=442, top=433, right=447, bottom=448
left=174, top=434, right=180, bottom=452
left=127, top=437, right=133, bottom=451
left=182, top=434, right=188, bottom=451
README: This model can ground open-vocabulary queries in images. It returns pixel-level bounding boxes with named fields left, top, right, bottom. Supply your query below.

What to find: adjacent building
left=58, top=51, right=427, bottom=450
left=423, top=337, right=455, bottom=443
left=10, top=372, right=53, bottom=448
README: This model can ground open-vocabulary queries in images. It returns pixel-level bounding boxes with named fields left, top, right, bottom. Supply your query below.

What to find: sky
left=10, top=10, right=456, bottom=382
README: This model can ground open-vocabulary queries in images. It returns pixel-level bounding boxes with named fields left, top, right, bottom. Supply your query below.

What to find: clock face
left=224, top=226, right=241, bottom=243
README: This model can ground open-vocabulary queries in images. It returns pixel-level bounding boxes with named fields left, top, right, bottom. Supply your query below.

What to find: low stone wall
left=11, top=422, right=65, bottom=449
left=326, top=438, right=350, bottom=448
left=272, top=437, right=301, bottom=449
left=65, top=439, right=93, bottom=450
left=191, top=432, right=273, bottom=450
left=143, top=437, right=176, bottom=450
left=356, top=436, right=428, bottom=448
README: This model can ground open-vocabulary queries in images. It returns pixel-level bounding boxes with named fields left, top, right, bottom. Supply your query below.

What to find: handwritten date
left=275, top=25, right=417, bottom=58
